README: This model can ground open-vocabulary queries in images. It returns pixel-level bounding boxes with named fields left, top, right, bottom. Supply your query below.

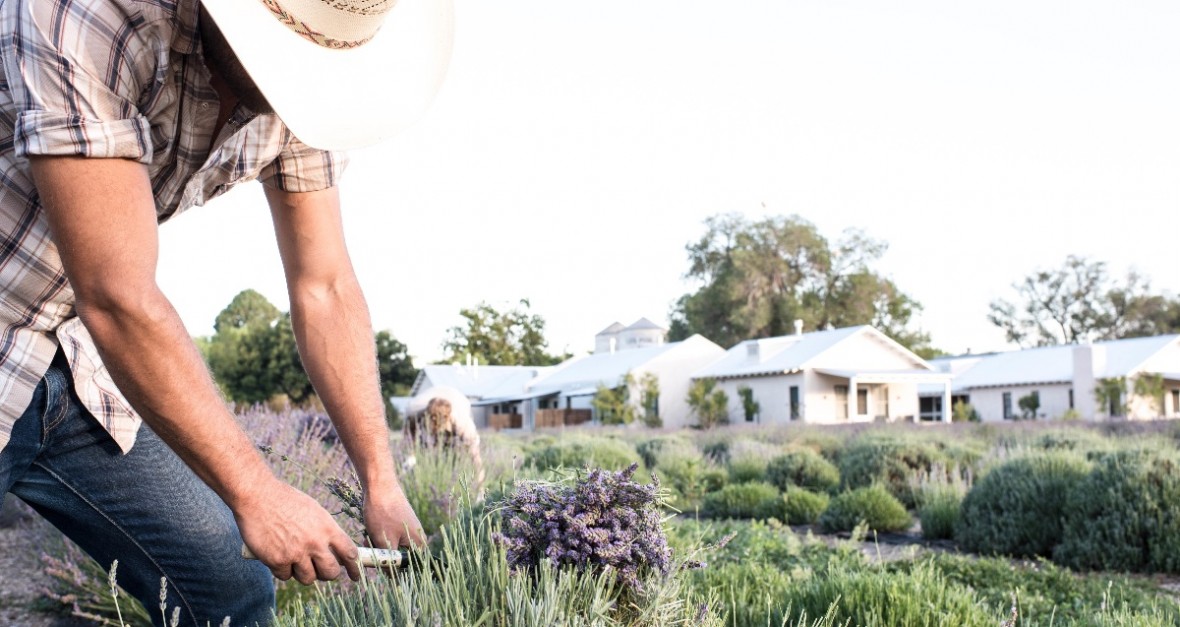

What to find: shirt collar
left=172, top=0, right=201, bottom=55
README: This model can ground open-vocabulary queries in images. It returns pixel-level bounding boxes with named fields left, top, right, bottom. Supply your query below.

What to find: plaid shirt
left=0, top=0, right=346, bottom=454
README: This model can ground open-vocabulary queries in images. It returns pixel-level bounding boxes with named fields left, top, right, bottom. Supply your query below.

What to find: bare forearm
left=76, top=290, right=275, bottom=509
left=288, top=277, right=398, bottom=494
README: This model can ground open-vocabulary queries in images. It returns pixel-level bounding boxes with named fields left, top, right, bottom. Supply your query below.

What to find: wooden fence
left=535, top=409, right=593, bottom=429
left=488, top=413, right=522, bottom=430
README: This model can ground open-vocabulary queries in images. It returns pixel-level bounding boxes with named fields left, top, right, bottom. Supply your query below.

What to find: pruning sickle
left=240, top=544, right=410, bottom=569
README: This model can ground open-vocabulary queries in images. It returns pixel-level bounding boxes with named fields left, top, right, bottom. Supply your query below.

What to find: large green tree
left=668, top=213, right=936, bottom=356
left=205, top=290, right=312, bottom=405
left=988, top=255, right=1180, bottom=347
left=376, top=330, right=418, bottom=427
left=205, top=291, right=421, bottom=410
left=442, top=299, right=567, bottom=365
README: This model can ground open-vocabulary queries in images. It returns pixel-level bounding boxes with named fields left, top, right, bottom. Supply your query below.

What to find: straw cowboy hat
left=200, top=0, right=454, bottom=150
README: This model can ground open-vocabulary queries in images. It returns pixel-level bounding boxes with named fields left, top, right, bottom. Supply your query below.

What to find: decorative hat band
left=258, top=0, right=396, bottom=49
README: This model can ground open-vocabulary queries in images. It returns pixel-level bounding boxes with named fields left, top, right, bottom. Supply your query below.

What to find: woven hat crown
left=260, top=0, right=398, bottom=49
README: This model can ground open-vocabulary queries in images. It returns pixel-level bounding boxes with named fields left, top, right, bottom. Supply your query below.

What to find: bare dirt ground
left=0, top=498, right=89, bottom=627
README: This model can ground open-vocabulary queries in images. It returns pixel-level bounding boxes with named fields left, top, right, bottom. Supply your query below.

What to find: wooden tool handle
left=240, top=544, right=408, bottom=569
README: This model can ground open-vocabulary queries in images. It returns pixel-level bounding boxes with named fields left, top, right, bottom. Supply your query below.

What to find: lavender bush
left=277, top=498, right=724, bottom=627
left=493, top=463, right=672, bottom=595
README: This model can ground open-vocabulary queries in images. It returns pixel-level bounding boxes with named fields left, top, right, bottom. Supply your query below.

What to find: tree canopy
left=204, top=290, right=310, bottom=405
left=203, top=290, right=418, bottom=411
left=441, top=299, right=568, bottom=365
left=376, top=330, right=418, bottom=426
left=668, top=213, right=936, bottom=356
left=988, top=255, right=1180, bottom=347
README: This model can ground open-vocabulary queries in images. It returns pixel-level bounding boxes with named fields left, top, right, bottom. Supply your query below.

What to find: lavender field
left=11, top=411, right=1180, bottom=626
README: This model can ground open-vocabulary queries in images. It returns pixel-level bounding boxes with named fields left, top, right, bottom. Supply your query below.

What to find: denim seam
left=43, top=386, right=70, bottom=436
left=30, top=459, right=200, bottom=626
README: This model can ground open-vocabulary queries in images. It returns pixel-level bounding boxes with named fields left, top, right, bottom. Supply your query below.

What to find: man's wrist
left=221, top=456, right=282, bottom=512
left=362, top=475, right=406, bottom=504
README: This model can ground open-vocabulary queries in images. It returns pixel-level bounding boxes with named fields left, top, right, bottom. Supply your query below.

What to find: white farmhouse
left=929, top=335, right=1180, bottom=421
left=479, top=334, right=725, bottom=430
left=692, top=325, right=951, bottom=424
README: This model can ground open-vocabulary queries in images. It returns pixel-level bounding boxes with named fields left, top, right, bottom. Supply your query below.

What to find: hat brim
left=199, top=0, right=454, bottom=151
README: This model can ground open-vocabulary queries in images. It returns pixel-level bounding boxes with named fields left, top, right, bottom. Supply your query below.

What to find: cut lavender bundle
left=492, top=463, right=672, bottom=593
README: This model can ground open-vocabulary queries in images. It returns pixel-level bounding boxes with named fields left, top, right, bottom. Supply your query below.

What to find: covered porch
left=815, top=368, right=954, bottom=423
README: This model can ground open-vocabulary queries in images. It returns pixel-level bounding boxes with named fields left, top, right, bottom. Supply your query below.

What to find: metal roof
left=527, top=341, right=683, bottom=395
left=693, top=326, right=929, bottom=379
left=410, top=365, right=552, bottom=398
left=948, top=335, right=1180, bottom=390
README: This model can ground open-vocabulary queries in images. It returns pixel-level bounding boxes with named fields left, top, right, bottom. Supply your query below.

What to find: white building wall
left=885, top=383, right=920, bottom=421
left=968, top=384, right=1072, bottom=421
left=471, top=405, right=490, bottom=429
left=804, top=371, right=844, bottom=423
left=643, top=336, right=727, bottom=429
left=712, top=374, right=802, bottom=426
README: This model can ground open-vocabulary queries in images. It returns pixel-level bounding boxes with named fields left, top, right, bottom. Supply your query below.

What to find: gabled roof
left=411, top=365, right=552, bottom=398
left=527, top=335, right=713, bottom=396
left=694, top=326, right=926, bottom=379
left=597, top=322, right=626, bottom=336
left=625, top=317, right=665, bottom=331
left=952, top=335, right=1180, bottom=390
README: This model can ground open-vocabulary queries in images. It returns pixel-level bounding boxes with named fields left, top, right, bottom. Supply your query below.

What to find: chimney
left=747, top=341, right=761, bottom=362
left=1072, top=343, right=1105, bottom=420
left=794, top=319, right=804, bottom=336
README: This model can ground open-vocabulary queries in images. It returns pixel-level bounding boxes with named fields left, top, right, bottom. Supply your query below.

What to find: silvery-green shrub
left=1055, top=449, right=1180, bottom=573
left=818, top=485, right=911, bottom=533
left=767, top=449, right=840, bottom=494
left=956, top=451, right=1090, bottom=558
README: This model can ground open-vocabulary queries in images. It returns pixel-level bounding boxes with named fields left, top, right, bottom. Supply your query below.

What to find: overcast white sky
left=158, top=0, right=1180, bottom=364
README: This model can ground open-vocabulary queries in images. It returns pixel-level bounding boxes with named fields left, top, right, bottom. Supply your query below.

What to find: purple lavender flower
left=492, top=463, right=672, bottom=592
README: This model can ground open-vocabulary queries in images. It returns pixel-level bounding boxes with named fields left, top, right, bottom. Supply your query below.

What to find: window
left=1172, top=389, right=1179, bottom=415
left=835, top=385, right=849, bottom=419
left=1109, top=389, right=1122, bottom=417
left=857, top=389, right=868, bottom=415
left=1002, top=392, right=1013, bottom=420
left=919, top=396, right=941, bottom=421
left=1068, top=388, right=1074, bottom=410
left=789, top=386, right=801, bottom=420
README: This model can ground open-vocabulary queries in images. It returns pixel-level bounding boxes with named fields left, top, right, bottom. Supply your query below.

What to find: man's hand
left=363, top=489, right=426, bottom=550
left=236, top=480, right=363, bottom=584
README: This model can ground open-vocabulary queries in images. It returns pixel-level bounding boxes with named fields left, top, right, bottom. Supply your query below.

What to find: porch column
left=942, top=381, right=952, bottom=423
left=849, top=376, right=858, bottom=420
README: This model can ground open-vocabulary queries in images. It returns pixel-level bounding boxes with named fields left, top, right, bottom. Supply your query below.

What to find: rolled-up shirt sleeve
left=0, top=0, right=156, bottom=162
left=259, top=131, right=348, bottom=192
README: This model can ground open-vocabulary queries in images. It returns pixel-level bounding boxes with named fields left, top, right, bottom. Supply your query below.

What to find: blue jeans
left=0, top=352, right=274, bottom=626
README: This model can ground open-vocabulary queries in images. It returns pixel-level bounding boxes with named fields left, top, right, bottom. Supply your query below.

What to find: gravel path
left=0, top=498, right=91, bottom=627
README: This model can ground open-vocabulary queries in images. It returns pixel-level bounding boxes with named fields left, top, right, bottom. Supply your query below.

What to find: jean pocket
left=41, top=368, right=71, bottom=438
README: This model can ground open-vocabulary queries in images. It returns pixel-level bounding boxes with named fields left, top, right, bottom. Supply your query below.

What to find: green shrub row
left=955, top=448, right=1180, bottom=574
